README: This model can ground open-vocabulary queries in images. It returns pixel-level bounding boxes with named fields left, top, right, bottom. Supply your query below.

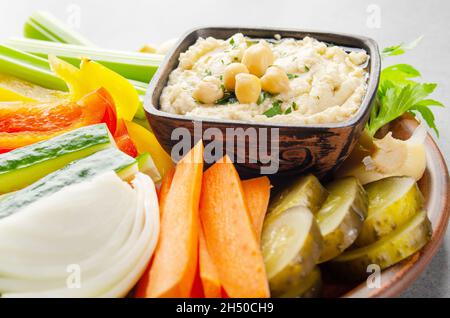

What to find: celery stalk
left=0, top=45, right=150, bottom=97
left=21, top=11, right=150, bottom=119
left=6, top=38, right=163, bottom=83
left=24, top=11, right=94, bottom=46
left=0, top=45, right=67, bottom=91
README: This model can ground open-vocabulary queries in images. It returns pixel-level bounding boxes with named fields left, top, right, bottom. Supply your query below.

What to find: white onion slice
left=0, top=172, right=159, bottom=298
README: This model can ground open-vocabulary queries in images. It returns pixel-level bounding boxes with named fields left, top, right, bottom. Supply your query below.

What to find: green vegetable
left=355, top=177, right=423, bottom=247
left=0, top=124, right=114, bottom=194
left=24, top=11, right=94, bottom=46
left=0, top=148, right=137, bottom=219
left=136, top=152, right=161, bottom=183
left=6, top=37, right=164, bottom=83
left=316, top=177, right=368, bottom=263
left=329, top=210, right=431, bottom=281
left=284, top=107, right=292, bottom=114
left=287, top=73, right=299, bottom=80
left=381, top=36, right=423, bottom=58
left=268, top=174, right=328, bottom=217
left=263, top=100, right=283, bottom=117
left=367, top=38, right=444, bottom=137
left=262, top=206, right=323, bottom=297
left=0, top=44, right=149, bottom=95
left=21, top=11, right=149, bottom=119
left=292, top=101, right=299, bottom=110
left=257, top=91, right=274, bottom=105
left=216, top=91, right=238, bottom=105
left=0, top=44, right=67, bottom=90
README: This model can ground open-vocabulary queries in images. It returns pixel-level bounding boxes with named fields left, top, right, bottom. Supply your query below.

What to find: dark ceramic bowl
left=144, top=27, right=381, bottom=177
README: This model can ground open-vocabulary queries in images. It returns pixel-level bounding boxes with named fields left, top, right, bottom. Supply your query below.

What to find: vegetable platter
left=0, top=11, right=448, bottom=298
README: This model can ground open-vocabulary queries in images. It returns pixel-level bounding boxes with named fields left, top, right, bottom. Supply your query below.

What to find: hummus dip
left=160, top=33, right=369, bottom=124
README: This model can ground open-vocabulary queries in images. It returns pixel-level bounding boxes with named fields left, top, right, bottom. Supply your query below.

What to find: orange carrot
left=190, top=259, right=205, bottom=298
left=141, top=141, right=204, bottom=298
left=242, top=177, right=271, bottom=239
left=199, top=155, right=270, bottom=298
left=135, top=168, right=175, bottom=298
left=199, top=176, right=271, bottom=297
left=157, top=167, right=175, bottom=216
left=199, top=226, right=222, bottom=298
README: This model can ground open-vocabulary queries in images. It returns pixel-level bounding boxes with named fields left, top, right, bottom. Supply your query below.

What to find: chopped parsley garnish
left=257, top=91, right=277, bottom=105
left=287, top=73, right=299, bottom=80
left=246, top=39, right=259, bottom=47
left=229, top=38, right=235, bottom=46
left=263, top=100, right=283, bottom=117
left=292, top=101, right=299, bottom=111
left=257, top=92, right=267, bottom=105
left=284, top=107, right=292, bottom=114
left=204, top=69, right=212, bottom=76
left=305, top=65, right=310, bottom=72
left=216, top=91, right=238, bottom=105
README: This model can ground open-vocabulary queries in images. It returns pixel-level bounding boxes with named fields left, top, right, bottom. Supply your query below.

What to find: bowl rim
left=144, top=26, right=381, bottom=130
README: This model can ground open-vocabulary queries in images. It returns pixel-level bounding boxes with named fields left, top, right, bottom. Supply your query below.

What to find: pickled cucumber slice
left=278, top=266, right=322, bottom=298
left=261, top=206, right=323, bottom=297
left=355, top=177, right=424, bottom=247
left=316, top=177, right=368, bottom=263
left=269, top=174, right=327, bottom=216
left=329, top=210, right=431, bottom=281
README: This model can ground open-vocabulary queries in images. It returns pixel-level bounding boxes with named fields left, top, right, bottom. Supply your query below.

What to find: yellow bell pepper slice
left=0, top=73, right=67, bottom=103
left=0, top=86, right=35, bottom=102
left=49, top=55, right=139, bottom=121
left=125, top=120, right=173, bottom=178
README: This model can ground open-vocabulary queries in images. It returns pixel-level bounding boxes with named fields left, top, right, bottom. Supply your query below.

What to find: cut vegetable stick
left=190, top=259, right=205, bottom=298
left=199, top=226, right=222, bottom=298
left=157, top=167, right=175, bottom=207
left=242, top=177, right=271, bottom=239
left=144, top=141, right=204, bottom=298
left=135, top=168, right=174, bottom=298
left=199, top=177, right=270, bottom=297
left=199, top=156, right=270, bottom=298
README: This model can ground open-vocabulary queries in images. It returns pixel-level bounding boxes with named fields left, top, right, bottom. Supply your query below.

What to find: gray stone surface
left=0, top=0, right=448, bottom=297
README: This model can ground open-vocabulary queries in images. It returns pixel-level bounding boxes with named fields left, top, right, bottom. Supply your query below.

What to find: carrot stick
left=135, top=167, right=175, bottom=298
left=199, top=155, right=270, bottom=298
left=141, top=141, right=204, bottom=298
left=157, top=167, right=175, bottom=215
left=190, top=258, right=205, bottom=298
left=242, top=177, right=271, bottom=239
left=199, top=176, right=271, bottom=297
left=199, top=226, right=222, bottom=298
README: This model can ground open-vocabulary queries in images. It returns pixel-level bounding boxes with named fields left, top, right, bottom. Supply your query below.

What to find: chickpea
left=193, top=76, right=224, bottom=104
left=261, top=66, right=290, bottom=94
left=241, top=41, right=275, bottom=77
left=235, top=73, right=261, bottom=104
left=223, top=63, right=249, bottom=91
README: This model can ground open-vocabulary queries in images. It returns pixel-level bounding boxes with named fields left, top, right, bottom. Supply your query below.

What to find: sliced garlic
left=337, top=123, right=427, bottom=185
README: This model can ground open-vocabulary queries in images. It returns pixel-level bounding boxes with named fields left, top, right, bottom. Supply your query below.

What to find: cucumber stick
left=0, top=124, right=114, bottom=194
left=136, top=152, right=161, bottom=183
left=0, top=147, right=137, bottom=219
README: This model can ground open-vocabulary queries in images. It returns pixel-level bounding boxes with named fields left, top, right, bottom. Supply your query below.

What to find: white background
left=0, top=0, right=449, bottom=297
